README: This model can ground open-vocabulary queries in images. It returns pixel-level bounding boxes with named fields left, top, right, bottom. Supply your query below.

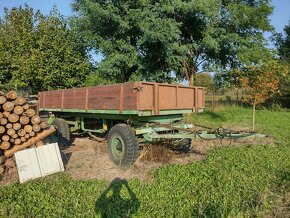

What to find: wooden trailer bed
left=38, top=82, right=205, bottom=116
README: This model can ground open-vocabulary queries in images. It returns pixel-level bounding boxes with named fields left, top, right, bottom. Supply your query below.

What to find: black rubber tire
left=52, top=118, right=70, bottom=147
left=107, top=124, right=139, bottom=168
left=179, top=139, right=192, bottom=153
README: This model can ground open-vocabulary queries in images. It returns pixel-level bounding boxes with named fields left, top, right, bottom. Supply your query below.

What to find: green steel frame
left=44, top=110, right=266, bottom=143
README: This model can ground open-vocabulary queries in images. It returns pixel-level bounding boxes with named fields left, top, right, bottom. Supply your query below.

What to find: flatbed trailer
left=38, top=82, right=263, bottom=167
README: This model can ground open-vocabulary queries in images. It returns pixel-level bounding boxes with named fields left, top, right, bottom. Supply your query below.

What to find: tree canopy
left=275, top=21, right=290, bottom=64
left=73, top=0, right=273, bottom=85
left=0, top=5, right=92, bottom=93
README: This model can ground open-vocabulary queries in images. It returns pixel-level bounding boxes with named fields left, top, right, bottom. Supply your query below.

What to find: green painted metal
left=79, top=117, right=106, bottom=133
left=39, top=108, right=139, bottom=115
left=111, top=135, right=124, bottom=159
left=47, top=115, right=56, bottom=125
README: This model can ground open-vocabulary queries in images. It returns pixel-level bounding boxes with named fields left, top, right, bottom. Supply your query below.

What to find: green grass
left=0, top=107, right=289, bottom=217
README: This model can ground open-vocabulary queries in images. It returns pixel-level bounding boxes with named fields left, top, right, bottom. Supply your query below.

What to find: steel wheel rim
left=111, top=135, right=124, bottom=160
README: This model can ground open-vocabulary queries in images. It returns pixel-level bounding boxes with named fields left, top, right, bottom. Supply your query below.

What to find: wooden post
left=211, top=90, right=215, bottom=112
left=252, top=105, right=256, bottom=131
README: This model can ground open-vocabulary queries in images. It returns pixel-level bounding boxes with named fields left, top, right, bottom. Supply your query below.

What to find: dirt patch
left=62, top=137, right=205, bottom=181
left=0, top=135, right=275, bottom=185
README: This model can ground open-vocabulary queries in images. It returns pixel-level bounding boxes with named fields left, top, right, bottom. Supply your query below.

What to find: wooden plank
left=38, top=82, right=205, bottom=115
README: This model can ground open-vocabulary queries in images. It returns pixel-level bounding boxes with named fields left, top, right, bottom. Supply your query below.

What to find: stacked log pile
left=0, top=91, right=56, bottom=175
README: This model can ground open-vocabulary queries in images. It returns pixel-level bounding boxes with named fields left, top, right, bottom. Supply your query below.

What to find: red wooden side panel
left=137, top=82, right=204, bottom=113
left=197, top=88, right=204, bottom=110
left=139, top=83, right=154, bottom=110
left=177, top=87, right=195, bottom=109
left=38, top=82, right=204, bottom=114
left=39, top=83, right=138, bottom=111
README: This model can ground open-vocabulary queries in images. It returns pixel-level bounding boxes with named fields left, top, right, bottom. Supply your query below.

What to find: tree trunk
left=252, top=105, right=256, bottom=131
left=189, top=73, right=194, bottom=86
left=189, top=66, right=197, bottom=86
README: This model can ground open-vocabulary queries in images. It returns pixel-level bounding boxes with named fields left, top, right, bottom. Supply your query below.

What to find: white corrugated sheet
left=15, top=143, right=64, bottom=183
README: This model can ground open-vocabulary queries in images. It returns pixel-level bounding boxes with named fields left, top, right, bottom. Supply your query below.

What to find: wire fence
left=205, top=89, right=290, bottom=111
left=205, top=89, right=242, bottom=111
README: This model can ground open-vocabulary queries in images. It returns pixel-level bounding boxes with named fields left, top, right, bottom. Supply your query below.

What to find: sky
left=0, top=0, right=289, bottom=50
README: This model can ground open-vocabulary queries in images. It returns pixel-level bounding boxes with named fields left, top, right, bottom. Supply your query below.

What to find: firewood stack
left=0, top=91, right=56, bottom=175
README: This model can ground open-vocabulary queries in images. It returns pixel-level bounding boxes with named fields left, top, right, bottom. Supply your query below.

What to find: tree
left=274, top=21, right=290, bottom=99
left=0, top=5, right=92, bottom=93
left=195, top=73, right=214, bottom=91
left=73, top=0, right=273, bottom=85
left=238, top=60, right=287, bottom=131
left=275, top=21, right=290, bottom=64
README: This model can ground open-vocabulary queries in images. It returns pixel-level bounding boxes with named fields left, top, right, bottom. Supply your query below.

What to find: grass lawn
left=0, top=107, right=289, bottom=217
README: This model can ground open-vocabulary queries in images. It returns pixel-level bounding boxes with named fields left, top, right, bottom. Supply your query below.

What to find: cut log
left=13, top=123, right=21, bottom=131
left=2, top=135, right=9, bottom=142
left=25, top=108, right=35, bottom=117
left=13, top=105, right=24, bottom=115
left=35, top=140, right=44, bottom=147
left=0, top=118, right=8, bottom=126
left=20, top=137, right=26, bottom=142
left=19, top=116, right=29, bottom=125
left=6, top=91, right=17, bottom=100
left=9, top=138, right=14, bottom=143
left=6, top=123, right=13, bottom=129
left=0, top=112, right=3, bottom=119
left=31, top=115, right=41, bottom=125
left=3, top=101, right=14, bottom=111
left=24, top=134, right=30, bottom=139
left=7, top=129, right=16, bottom=136
left=29, top=131, right=35, bottom=137
left=0, top=126, right=5, bottom=134
left=17, top=129, right=26, bottom=137
left=8, top=113, right=19, bottom=123
left=0, top=96, right=6, bottom=105
left=40, top=121, right=48, bottom=129
left=12, top=134, right=18, bottom=139
left=14, top=138, right=21, bottom=145
left=0, top=155, right=6, bottom=165
left=0, top=141, right=10, bottom=150
left=0, top=118, right=7, bottom=125
left=24, top=125, right=32, bottom=133
left=0, top=165, right=4, bottom=175
left=4, top=158, right=15, bottom=168
left=22, top=103, right=29, bottom=110
left=2, top=111, right=10, bottom=118
left=14, top=97, right=26, bottom=106
left=32, top=124, right=41, bottom=133
left=4, top=126, right=56, bottom=157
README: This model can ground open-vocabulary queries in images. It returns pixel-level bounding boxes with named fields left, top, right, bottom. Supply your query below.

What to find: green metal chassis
left=43, top=108, right=265, bottom=142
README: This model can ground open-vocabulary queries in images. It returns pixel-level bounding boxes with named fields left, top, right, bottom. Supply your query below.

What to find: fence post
left=211, top=90, right=215, bottom=112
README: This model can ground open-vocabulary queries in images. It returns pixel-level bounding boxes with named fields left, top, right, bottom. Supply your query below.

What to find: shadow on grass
left=203, top=111, right=226, bottom=121
left=95, top=178, right=140, bottom=217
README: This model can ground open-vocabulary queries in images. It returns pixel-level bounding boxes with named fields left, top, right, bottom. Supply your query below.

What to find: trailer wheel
left=52, top=118, right=70, bottom=147
left=108, top=124, right=139, bottom=168
left=180, top=138, right=192, bottom=153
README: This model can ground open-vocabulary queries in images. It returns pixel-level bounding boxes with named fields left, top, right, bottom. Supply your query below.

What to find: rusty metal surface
left=39, top=82, right=204, bottom=115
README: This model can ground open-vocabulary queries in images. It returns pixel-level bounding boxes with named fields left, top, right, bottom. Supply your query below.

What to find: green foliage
left=0, top=108, right=289, bottom=217
left=274, top=22, right=290, bottom=99
left=238, top=60, right=287, bottom=107
left=73, top=0, right=273, bottom=85
left=83, top=72, right=112, bottom=87
left=275, top=21, right=290, bottom=64
left=0, top=5, right=92, bottom=93
left=195, top=73, right=214, bottom=90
